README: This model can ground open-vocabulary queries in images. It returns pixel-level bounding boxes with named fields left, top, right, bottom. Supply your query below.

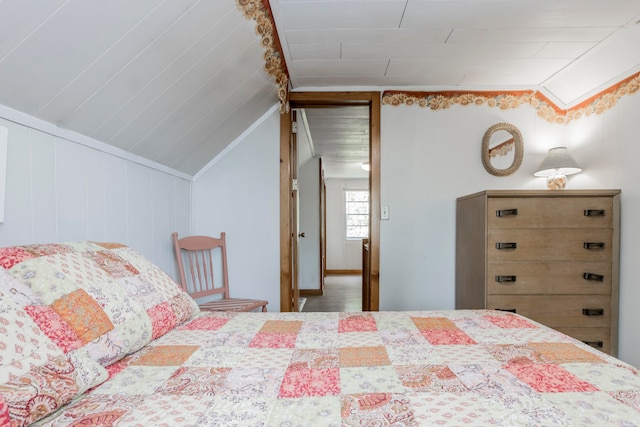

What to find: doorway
left=302, top=274, right=362, bottom=312
left=279, top=92, right=381, bottom=312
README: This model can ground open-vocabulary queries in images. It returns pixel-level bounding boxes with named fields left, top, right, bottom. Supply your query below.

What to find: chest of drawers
left=455, top=190, right=621, bottom=355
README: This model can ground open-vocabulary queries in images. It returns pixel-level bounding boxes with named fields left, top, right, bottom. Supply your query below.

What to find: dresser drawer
left=487, top=295, right=611, bottom=328
left=488, top=261, right=612, bottom=295
left=488, top=197, right=614, bottom=229
left=488, top=228, right=612, bottom=262
left=555, top=327, right=611, bottom=354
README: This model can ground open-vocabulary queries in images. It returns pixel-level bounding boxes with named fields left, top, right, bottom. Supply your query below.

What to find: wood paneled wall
left=0, top=117, right=191, bottom=279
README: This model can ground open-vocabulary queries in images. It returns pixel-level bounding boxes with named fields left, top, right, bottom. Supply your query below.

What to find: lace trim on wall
left=382, top=71, right=640, bottom=124
left=236, top=0, right=290, bottom=113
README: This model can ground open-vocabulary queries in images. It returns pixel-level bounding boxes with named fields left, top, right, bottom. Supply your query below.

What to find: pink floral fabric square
left=0, top=247, right=34, bottom=269
left=339, top=314, right=377, bottom=332
left=249, top=332, right=298, bottom=349
left=484, top=313, right=538, bottom=329
left=279, top=367, right=340, bottom=398
left=421, top=329, right=476, bottom=345
left=147, top=302, right=178, bottom=340
left=24, top=305, right=82, bottom=353
left=179, top=315, right=230, bottom=331
left=507, top=363, right=599, bottom=392
left=0, top=394, right=9, bottom=426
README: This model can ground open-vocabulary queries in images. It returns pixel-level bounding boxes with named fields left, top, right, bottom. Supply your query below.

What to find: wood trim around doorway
left=279, top=91, right=381, bottom=312
left=279, top=109, right=293, bottom=311
left=300, top=289, right=323, bottom=296
left=326, top=269, right=361, bottom=275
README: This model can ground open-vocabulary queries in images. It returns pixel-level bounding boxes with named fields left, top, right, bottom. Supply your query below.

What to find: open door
left=280, top=92, right=381, bottom=312
left=291, top=111, right=300, bottom=312
left=280, top=109, right=301, bottom=312
left=319, top=159, right=326, bottom=293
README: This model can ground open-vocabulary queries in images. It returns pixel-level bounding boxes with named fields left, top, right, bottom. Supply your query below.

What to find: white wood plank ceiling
left=271, top=0, right=640, bottom=103
left=0, top=1, right=639, bottom=177
left=0, top=0, right=278, bottom=175
left=301, top=106, right=370, bottom=179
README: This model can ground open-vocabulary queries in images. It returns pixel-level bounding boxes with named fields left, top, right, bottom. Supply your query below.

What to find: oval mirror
left=481, top=123, right=523, bottom=176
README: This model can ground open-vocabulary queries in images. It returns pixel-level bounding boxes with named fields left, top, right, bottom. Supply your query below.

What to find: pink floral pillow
left=0, top=286, right=108, bottom=426
left=0, top=241, right=199, bottom=368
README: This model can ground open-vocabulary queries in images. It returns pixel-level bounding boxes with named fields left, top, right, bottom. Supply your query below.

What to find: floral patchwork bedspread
left=32, top=309, right=640, bottom=426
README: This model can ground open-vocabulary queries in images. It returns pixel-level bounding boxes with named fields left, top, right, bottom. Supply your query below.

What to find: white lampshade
left=534, top=147, right=582, bottom=177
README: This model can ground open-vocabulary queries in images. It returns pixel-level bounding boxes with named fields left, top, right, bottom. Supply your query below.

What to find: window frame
left=345, top=189, right=369, bottom=240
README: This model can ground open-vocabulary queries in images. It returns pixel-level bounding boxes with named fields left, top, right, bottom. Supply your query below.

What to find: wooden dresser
left=455, top=190, right=621, bottom=355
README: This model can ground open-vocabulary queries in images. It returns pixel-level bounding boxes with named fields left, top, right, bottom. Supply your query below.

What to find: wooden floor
left=302, top=274, right=362, bottom=312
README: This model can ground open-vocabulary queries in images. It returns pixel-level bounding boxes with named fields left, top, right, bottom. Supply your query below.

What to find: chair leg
left=262, top=305, right=267, bottom=312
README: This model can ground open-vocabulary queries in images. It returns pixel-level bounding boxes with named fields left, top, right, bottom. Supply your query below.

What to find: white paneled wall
left=192, top=108, right=280, bottom=311
left=0, top=117, right=191, bottom=279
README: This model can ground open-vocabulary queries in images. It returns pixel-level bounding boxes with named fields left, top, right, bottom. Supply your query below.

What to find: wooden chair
left=172, top=232, right=268, bottom=312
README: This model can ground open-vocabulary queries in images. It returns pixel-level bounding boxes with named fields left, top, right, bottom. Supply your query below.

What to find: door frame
left=320, top=158, right=326, bottom=293
left=279, top=91, right=381, bottom=312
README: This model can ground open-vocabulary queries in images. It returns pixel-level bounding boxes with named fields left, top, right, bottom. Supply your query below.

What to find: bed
left=1, top=241, right=640, bottom=426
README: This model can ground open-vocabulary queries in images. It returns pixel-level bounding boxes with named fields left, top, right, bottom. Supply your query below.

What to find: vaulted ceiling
left=0, top=1, right=278, bottom=176
left=0, top=1, right=639, bottom=178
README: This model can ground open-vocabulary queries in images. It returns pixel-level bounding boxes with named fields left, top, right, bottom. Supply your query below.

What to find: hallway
left=301, top=274, right=362, bottom=312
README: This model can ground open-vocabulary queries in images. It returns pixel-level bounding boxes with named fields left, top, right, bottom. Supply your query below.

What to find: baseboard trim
left=326, top=269, right=361, bottom=275
left=300, top=289, right=323, bottom=296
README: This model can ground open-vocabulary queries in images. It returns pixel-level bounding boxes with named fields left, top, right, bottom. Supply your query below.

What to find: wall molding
left=382, top=71, right=640, bottom=124
left=236, top=0, right=290, bottom=113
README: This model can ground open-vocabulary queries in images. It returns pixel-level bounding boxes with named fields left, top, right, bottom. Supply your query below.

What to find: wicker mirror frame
left=481, top=122, right=523, bottom=176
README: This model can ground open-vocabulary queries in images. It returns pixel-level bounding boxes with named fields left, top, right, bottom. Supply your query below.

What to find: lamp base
left=546, top=174, right=567, bottom=190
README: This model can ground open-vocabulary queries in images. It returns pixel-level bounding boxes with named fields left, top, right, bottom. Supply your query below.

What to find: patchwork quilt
left=1, top=240, right=639, bottom=426
left=32, top=310, right=640, bottom=426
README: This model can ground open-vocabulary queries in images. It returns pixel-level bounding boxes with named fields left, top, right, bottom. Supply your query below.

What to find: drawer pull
left=584, top=209, right=606, bottom=217
left=495, top=308, right=517, bottom=313
left=582, top=308, right=604, bottom=316
left=496, top=208, right=518, bottom=217
left=495, top=275, right=517, bottom=282
left=582, top=340, right=604, bottom=348
left=583, top=242, right=605, bottom=250
left=496, top=242, right=517, bottom=250
left=583, top=272, right=604, bottom=282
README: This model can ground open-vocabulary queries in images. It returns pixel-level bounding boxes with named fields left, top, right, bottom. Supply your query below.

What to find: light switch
left=381, top=205, right=390, bottom=220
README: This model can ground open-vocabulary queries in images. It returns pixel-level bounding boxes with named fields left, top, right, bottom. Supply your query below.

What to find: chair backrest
left=172, top=232, right=230, bottom=300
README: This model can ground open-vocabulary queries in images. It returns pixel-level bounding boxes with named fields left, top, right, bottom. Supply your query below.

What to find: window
left=345, top=190, right=369, bottom=239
